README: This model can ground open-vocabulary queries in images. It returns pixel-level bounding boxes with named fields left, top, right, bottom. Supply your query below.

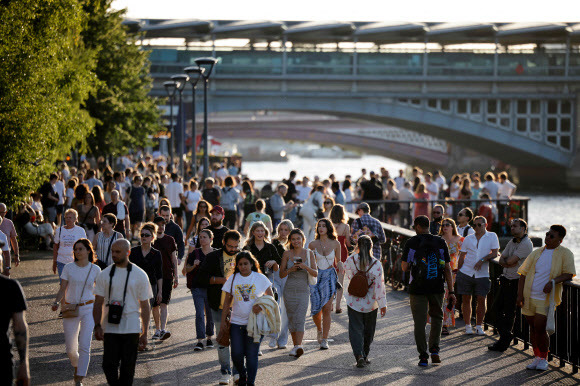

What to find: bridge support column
left=564, top=94, right=580, bottom=189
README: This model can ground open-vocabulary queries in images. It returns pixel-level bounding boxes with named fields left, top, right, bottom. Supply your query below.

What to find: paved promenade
left=16, top=250, right=580, bottom=385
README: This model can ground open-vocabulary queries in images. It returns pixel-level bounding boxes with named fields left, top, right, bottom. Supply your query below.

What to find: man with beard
left=151, top=216, right=178, bottom=341
left=429, top=205, right=445, bottom=235
left=205, top=206, right=229, bottom=250
left=198, top=230, right=241, bottom=385
left=158, top=205, right=185, bottom=265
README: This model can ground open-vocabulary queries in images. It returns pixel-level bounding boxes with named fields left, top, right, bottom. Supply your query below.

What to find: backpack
left=264, top=198, right=274, bottom=218
left=462, top=225, right=472, bottom=237
left=348, top=259, right=377, bottom=298
left=408, top=234, right=445, bottom=290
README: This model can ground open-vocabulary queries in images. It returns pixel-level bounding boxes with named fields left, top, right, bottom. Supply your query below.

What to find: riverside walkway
left=18, top=250, right=580, bottom=385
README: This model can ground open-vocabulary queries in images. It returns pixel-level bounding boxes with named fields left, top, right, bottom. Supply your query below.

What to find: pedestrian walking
left=402, top=215, right=455, bottom=367
left=53, top=209, right=87, bottom=278
left=187, top=216, right=210, bottom=255
left=93, top=239, right=152, bottom=386
left=345, top=235, right=387, bottom=368
left=77, top=192, right=100, bottom=241
left=351, top=203, right=386, bottom=260
left=93, top=214, right=124, bottom=269
left=331, top=204, right=351, bottom=313
left=51, top=239, right=101, bottom=385
left=438, top=218, right=464, bottom=335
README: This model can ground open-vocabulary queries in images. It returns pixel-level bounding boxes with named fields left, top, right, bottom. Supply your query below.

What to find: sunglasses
left=475, top=223, right=485, bottom=227
left=141, top=233, right=152, bottom=238
left=433, top=211, right=442, bottom=214
left=457, top=213, right=466, bottom=217
left=324, top=201, right=332, bottom=205
left=442, top=223, right=452, bottom=227
left=545, top=232, right=556, bottom=239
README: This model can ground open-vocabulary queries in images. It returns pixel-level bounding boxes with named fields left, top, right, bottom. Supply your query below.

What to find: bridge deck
left=21, top=250, right=580, bottom=385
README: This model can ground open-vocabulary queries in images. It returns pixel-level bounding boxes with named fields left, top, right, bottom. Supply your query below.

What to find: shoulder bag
left=307, top=250, right=318, bottom=286
left=62, top=264, right=94, bottom=318
left=216, top=273, right=236, bottom=347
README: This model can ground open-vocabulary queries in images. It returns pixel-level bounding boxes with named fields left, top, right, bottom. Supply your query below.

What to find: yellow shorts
left=521, top=298, right=549, bottom=316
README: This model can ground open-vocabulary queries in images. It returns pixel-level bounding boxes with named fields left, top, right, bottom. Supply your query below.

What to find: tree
left=0, top=0, right=97, bottom=205
left=82, top=0, right=161, bottom=159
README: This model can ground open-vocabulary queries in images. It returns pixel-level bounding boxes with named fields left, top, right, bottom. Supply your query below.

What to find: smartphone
left=295, top=258, right=302, bottom=270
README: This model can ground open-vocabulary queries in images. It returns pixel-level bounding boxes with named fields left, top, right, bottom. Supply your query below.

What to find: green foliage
left=0, top=0, right=97, bottom=205
left=82, top=0, right=161, bottom=157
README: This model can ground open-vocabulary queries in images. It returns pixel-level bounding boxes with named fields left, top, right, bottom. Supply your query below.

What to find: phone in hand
left=295, top=258, right=302, bottom=270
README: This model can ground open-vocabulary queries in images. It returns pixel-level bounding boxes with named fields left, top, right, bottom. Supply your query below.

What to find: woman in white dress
left=299, top=184, right=324, bottom=244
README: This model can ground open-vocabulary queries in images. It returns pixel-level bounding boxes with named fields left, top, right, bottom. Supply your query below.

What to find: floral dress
left=444, top=237, right=464, bottom=327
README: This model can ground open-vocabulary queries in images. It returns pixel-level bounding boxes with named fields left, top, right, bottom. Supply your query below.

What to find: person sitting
left=14, top=203, right=54, bottom=248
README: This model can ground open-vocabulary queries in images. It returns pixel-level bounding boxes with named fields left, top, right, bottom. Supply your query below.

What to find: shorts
left=152, top=277, right=173, bottom=306
left=56, top=204, right=64, bottom=215
left=150, top=283, right=158, bottom=309
left=45, top=206, right=57, bottom=223
left=129, top=210, right=144, bottom=225
left=172, top=206, right=183, bottom=218
left=456, top=271, right=491, bottom=297
left=521, top=298, right=549, bottom=316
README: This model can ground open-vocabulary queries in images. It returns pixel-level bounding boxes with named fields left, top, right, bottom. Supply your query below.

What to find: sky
left=112, top=0, right=579, bottom=22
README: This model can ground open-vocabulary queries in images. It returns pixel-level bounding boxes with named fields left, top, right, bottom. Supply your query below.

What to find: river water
left=243, top=154, right=580, bottom=270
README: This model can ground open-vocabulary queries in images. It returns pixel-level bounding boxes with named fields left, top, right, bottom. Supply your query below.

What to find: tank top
left=315, top=249, right=335, bottom=270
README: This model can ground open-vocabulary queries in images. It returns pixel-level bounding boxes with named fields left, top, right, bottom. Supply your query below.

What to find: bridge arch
left=208, top=94, right=574, bottom=168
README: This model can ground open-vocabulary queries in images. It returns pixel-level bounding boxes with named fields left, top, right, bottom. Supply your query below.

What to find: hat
left=356, top=202, right=370, bottom=213
left=153, top=216, right=165, bottom=224
left=210, top=205, right=225, bottom=216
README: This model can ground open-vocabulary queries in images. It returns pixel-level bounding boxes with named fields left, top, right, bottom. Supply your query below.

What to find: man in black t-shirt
left=202, top=178, right=221, bottom=207
left=39, top=173, right=59, bottom=225
left=203, top=206, right=229, bottom=250
left=0, top=275, right=29, bottom=385
left=402, top=215, right=455, bottom=367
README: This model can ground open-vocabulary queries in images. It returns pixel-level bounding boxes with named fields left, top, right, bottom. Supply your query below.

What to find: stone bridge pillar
left=564, top=94, right=580, bottom=189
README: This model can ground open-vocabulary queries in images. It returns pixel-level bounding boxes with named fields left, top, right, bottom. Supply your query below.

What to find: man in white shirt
left=295, top=177, right=312, bottom=203
left=457, top=216, right=499, bottom=335
left=434, top=171, right=446, bottom=199
left=53, top=173, right=66, bottom=226
left=0, top=230, right=11, bottom=276
left=425, top=173, right=439, bottom=202
left=397, top=182, right=415, bottom=228
left=165, top=173, right=184, bottom=228
left=497, top=172, right=516, bottom=200
left=482, top=172, right=499, bottom=200
left=394, top=169, right=406, bottom=190
left=94, top=239, right=152, bottom=385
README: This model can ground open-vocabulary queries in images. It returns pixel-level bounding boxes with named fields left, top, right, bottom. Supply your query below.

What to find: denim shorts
left=456, top=271, right=491, bottom=297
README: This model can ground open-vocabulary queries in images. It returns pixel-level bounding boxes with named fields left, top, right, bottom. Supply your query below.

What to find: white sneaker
left=151, top=330, right=161, bottom=340
left=278, top=343, right=287, bottom=349
left=465, top=325, right=473, bottom=335
left=320, top=339, right=329, bottom=350
left=475, top=326, right=485, bottom=336
left=219, top=373, right=231, bottom=385
left=233, top=374, right=240, bottom=384
left=289, top=346, right=298, bottom=356
left=526, top=357, right=541, bottom=370
left=535, top=358, right=549, bottom=371
left=269, top=339, right=277, bottom=349
left=258, top=350, right=263, bottom=356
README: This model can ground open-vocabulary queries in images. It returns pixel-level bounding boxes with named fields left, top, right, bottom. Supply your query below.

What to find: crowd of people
left=0, top=154, right=576, bottom=385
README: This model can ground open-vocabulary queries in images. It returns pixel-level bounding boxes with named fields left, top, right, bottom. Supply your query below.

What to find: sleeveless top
left=337, top=235, right=348, bottom=263
left=315, top=249, right=335, bottom=270
left=95, top=231, right=122, bottom=265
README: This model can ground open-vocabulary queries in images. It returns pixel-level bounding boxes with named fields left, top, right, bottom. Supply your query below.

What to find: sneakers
left=535, top=358, right=549, bottom=371
left=160, top=330, right=171, bottom=341
left=475, top=326, right=485, bottom=336
left=152, top=330, right=162, bottom=340
left=320, top=339, right=329, bottom=350
left=317, top=330, right=323, bottom=344
left=488, top=342, right=508, bottom=352
left=289, top=346, right=298, bottom=356
left=206, top=338, right=214, bottom=348
left=278, top=343, right=287, bottom=349
left=441, top=326, right=449, bottom=336
left=356, top=357, right=366, bottom=368
left=418, top=357, right=429, bottom=367
left=258, top=350, right=263, bottom=356
left=269, top=338, right=277, bottom=349
left=431, top=353, right=441, bottom=366
left=233, top=374, right=240, bottom=384
left=465, top=325, right=473, bottom=335
left=219, top=373, right=231, bottom=385
left=295, top=347, right=304, bottom=358
left=194, top=342, right=204, bottom=351
left=526, top=357, right=542, bottom=370
left=365, top=358, right=371, bottom=365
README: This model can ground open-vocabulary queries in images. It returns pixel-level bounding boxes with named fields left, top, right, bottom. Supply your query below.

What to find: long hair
left=274, top=219, right=294, bottom=242
left=194, top=200, right=212, bottom=216
left=287, top=228, right=306, bottom=249
left=92, top=185, right=104, bottom=204
left=330, top=204, right=347, bottom=225
left=439, top=218, right=458, bottom=237
left=357, top=235, right=373, bottom=271
left=315, top=218, right=337, bottom=240
left=233, top=251, right=262, bottom=274
left=196, top=217, right=210, bottom=236
left=245, top=221, right=270, bottom=248
left=73, top=238, right=96, bottom=264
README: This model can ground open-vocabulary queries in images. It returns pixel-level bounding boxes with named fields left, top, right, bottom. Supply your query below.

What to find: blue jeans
left=192, top=288, right=214, bottom=340
left=230, top=324, right=262, bottom=386
left=210, top=309, right=237, bottom=376
left=57, top=261, right=67, bottom=279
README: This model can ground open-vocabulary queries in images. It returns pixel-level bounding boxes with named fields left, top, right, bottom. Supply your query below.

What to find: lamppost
left=183, top=65, right=204, bottom=177
left=171, top=74, right=189, bottom=178
left=163, top=80, right=179, bottom=171
left=194, top=57, right=218, bottom=179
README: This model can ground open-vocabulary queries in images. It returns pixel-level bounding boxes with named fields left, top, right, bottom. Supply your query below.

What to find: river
left=243, top=154, right=580, bottom=270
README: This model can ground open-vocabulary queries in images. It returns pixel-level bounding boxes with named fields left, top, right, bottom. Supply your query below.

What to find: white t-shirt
left=296, top=185, right=312, bottom=202
left=459, top=231, right=500, bottom=278
left=61, top=262, right=101, bottom=304
left=55, top=226, right=87, bottom=264
left=0, top=231, right=9, bottom=252
left=498, top=180, right=516, bottom=200
left=457, top=225, right=475, bottom=237
left=222, top=271, right=271, bottom=325
left=394, top=176, right=406, bottom=190
left=435, top=176, right=446, bottom=190
left=426, top=181, right=439, bottom=201
left=165, top=181, right=184, bottom=208
left=530, top=248, right=554, bottom=301
left=54, top=180, right=66, bottom=205
left=94, top=264, right=153, bottom=334
left=483, top=180, right=499, bottom=199
left=66, top=187, right=75, bottom=207
left=184, top=190, right=202, bottom=212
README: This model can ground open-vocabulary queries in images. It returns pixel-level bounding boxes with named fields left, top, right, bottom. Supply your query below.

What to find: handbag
left=62, top=264, right=93, bottom=318
left=306, top=250, right=317, bottom=286
left=216, top=273, right=235, bottom=347
left=546, top=279, right=556, bottom=335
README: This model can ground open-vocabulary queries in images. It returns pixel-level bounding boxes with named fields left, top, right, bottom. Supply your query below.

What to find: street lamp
left=184, top=65, right=204, bottom=177
left=194, top=57, right=218, bottom=179
left=171, top=74, right=189, bottom=178
left=163, top=80, right=179, bottom=171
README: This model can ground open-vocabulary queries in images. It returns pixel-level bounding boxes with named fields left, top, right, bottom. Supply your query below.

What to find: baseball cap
left=210, top=205, right=225, bottom=216
left=356, top=202, right=370, bottom=213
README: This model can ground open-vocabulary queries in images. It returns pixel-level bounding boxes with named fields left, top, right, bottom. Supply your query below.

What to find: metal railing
left=354, top=213, right=580, bottom=373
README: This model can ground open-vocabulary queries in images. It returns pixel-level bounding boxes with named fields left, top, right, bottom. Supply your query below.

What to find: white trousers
left=301, top=213, right=317, bottom=246
left=62, top=304, right=95, bottom=376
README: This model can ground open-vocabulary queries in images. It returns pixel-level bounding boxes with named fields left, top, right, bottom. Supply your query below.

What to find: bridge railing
left=347, top=212, right=580, bottom=373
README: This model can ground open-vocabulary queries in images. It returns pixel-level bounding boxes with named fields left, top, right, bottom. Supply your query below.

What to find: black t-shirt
left=39, top=182, right=57, bottom=208
left=202, top=188, right=221, bottom=207
left=153, top=235, right=177, bottom=280
left=402, top=233, right=450, bottom=295
left=200, top=225, right=229, bottom=250
left=244, top=242, right=281, bottom=270
left=186, top=247, right=216, bottom=288
left=130, top=246, right=163, bottom=285
left=0, top=276, right=27, bottom=363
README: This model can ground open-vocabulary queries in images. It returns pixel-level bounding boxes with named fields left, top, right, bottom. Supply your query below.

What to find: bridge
left=129, top=20, right=580, bottom=187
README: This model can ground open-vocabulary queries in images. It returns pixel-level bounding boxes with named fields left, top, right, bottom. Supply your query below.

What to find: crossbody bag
left=62, top=264, right=94, bottom=318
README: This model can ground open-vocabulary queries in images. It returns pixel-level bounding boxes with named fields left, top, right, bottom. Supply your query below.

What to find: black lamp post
left=163, top=80, right=179, bottom=170
left=171, top=74, right=189, bottom=178
left=183, top=65, right=204, bottom=177
left=194, top=57, right=218, bottom=179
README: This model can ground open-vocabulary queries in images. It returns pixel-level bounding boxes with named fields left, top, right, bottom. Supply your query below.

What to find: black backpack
left=264, top=198, right=274, bottom=218
left=409, top=235, right=445, bottom=290
left=463, top=226, right=472, bottom=237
